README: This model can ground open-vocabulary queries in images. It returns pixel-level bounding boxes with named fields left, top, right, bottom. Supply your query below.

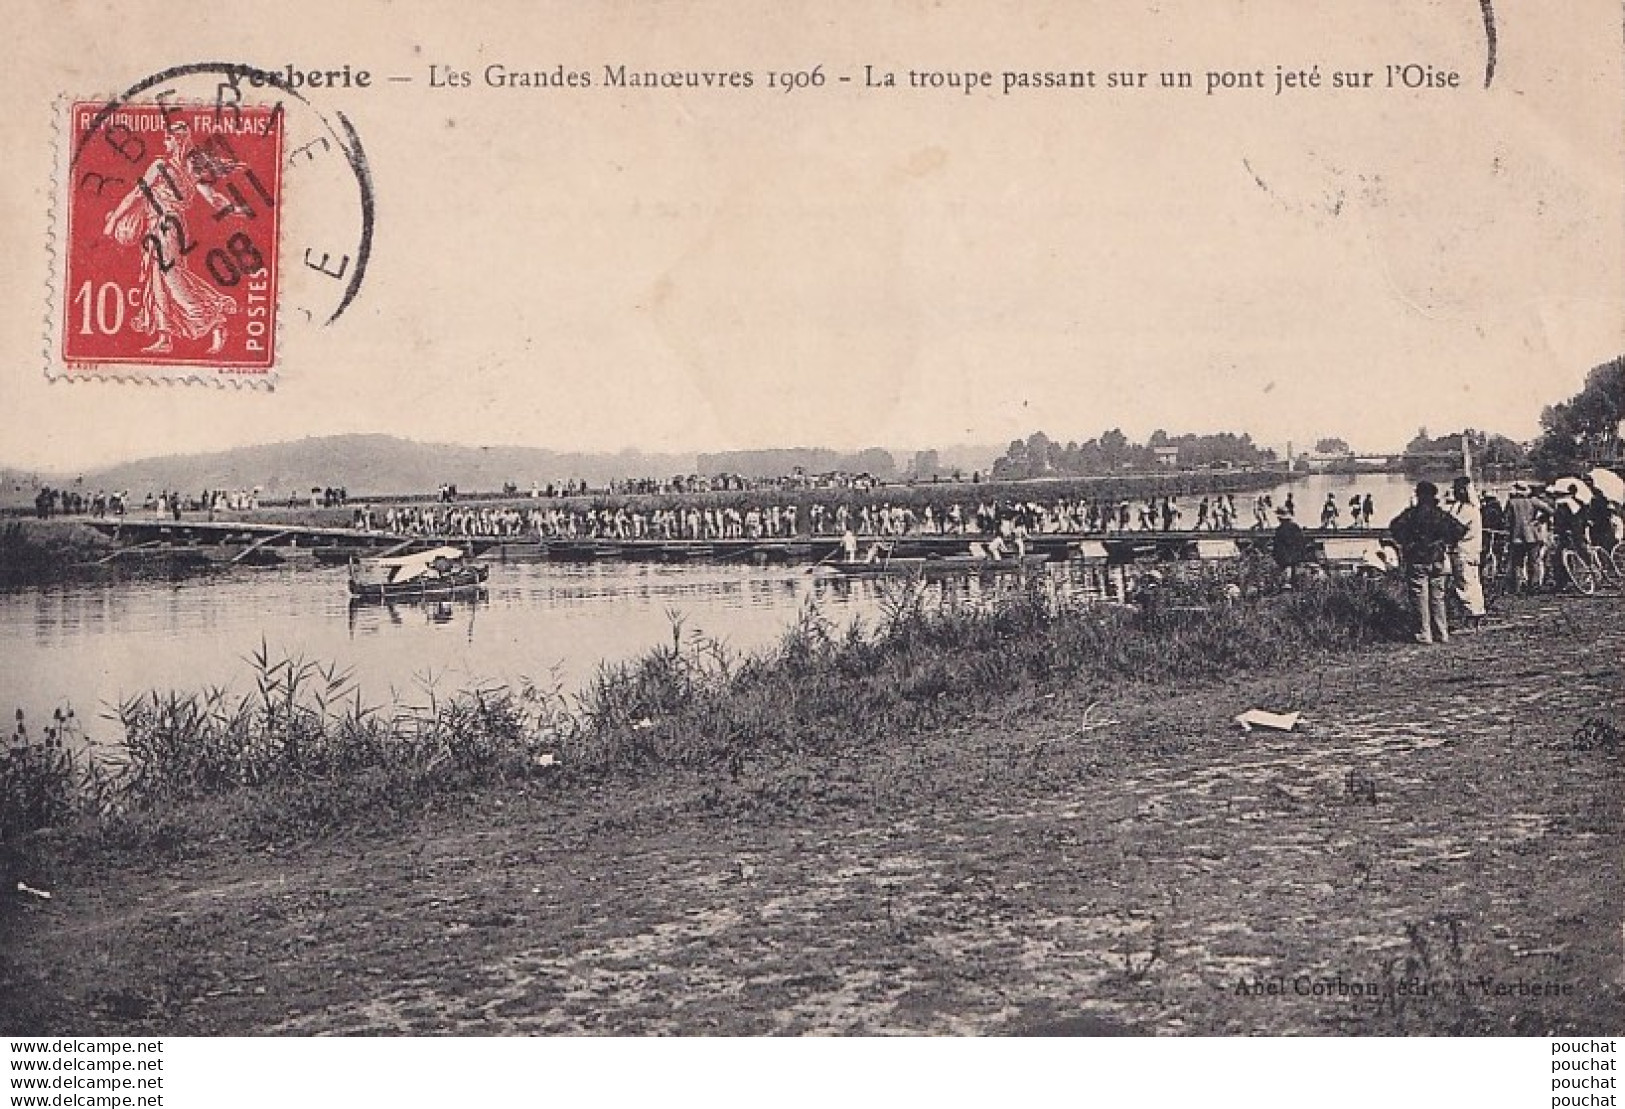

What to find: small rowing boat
left=348, top=546, right=489, bottom=601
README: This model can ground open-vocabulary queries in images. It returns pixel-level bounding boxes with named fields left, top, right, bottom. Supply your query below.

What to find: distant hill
left=12, top=434, right=1009, bottom=501
left=75, top=435, right=698, bottom=498
left=0, top=468, right=63, bottom=493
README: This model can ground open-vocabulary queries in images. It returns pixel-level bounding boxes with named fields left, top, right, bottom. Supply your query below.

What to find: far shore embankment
left=0, top=518, right=117, bottom=586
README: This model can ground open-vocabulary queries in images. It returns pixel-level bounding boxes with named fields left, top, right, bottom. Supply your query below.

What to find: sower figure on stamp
left=1388, top=480, right=1469, bottom=645
left=102, top=124, right=238, bottom=355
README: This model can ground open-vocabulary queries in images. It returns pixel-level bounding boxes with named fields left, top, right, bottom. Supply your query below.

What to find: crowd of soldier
left=350, top=490, right=1392, bottom=542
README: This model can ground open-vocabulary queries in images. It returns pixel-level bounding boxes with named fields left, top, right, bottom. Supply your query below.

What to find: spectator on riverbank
left=1585, top=476, right=1620, bottom=548
left=1549, top=485, right=1591, bottom=588
left=1389, top=480, right=1468, bottom=645
left=1271, top=507, right=1311, bottom=585
left=1447, top=476, right=1485, bottom=628
left=1479, top=489, right=1505, bottom=537
left=1503, top=483, right=1552, bottom=593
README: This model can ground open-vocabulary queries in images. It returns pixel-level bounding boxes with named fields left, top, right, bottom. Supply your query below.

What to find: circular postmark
left=58, top=62, right=374, bottom=379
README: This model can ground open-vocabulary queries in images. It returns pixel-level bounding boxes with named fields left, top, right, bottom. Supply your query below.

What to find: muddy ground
left=2, top=593, right=1621, bottom=1035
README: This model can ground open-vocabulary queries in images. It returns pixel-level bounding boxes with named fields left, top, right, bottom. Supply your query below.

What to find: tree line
left=992, top=429, right=1277, bottom=479
left=1530, top=356, right=1623, bottom=471
left=990, top=355, right=1623, bottom=482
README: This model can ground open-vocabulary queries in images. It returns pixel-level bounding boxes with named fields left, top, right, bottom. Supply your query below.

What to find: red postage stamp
left=60, top=101, right=284, bottom=375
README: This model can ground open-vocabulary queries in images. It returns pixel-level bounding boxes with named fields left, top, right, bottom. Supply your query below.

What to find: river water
left=3, top=563, right=912, bottom=735
left=1, top=473, right=1429, bottom=734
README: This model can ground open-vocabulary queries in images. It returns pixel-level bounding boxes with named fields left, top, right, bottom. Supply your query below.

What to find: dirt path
left=3, top=595, right=1621, bottom=1035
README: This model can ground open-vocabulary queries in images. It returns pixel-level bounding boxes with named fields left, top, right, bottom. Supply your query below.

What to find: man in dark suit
left=1389, top=481, right=1469, bottom=644
left=1271, top=507, right=1310, bottom=586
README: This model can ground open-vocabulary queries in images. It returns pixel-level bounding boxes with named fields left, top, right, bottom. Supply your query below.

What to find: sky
left=1, top=0, right=1620, bottom=473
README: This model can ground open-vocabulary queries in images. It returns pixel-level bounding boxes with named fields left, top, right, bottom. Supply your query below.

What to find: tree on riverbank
left=1531, top=355, right=1624, bottom=472
left=991, top=429, right=1278, bottom=479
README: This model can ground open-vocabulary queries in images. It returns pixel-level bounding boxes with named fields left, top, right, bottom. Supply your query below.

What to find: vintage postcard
left=1, top=0, right=1621, bottom=1073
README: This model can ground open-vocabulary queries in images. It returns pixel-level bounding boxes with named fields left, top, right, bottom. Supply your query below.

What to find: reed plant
left=563, top=572, right=1411, bottom=780
left=1, top=643, right=580, bottom=854
left=1, top=708, right=117, bottom=841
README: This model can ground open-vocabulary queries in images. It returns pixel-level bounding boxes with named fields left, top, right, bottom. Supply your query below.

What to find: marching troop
left=353, top=490, right=1389, bottom=543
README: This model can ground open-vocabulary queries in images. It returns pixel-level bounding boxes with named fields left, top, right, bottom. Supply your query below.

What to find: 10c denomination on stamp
left=61, top=101, right=284, bottom=375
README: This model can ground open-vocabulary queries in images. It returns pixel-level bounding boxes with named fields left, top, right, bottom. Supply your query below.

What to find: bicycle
left=1587, top=539, right=1625, bottom=587
left=1478, top=536, right=1603, bottom=603
left=1553, top=538, right=1625, bottom=596
left=1559, top=546, right=1600, bottom=595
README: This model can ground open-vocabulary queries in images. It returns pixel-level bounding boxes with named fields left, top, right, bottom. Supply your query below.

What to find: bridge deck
left=79, top=517, right=1388, bottom=564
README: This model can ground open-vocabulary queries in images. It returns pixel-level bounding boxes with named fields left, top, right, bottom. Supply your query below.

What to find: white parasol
left=1548, top=476, right=1593, bottom=505
left=1587, top=467, right=1625, bottom=505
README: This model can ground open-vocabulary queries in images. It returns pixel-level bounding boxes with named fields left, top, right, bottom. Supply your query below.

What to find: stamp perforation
left=56, top=98, right=284, bottom=379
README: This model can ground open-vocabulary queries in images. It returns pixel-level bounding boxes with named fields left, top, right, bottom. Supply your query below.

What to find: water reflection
left=347, top=595, right=488, bottom=634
